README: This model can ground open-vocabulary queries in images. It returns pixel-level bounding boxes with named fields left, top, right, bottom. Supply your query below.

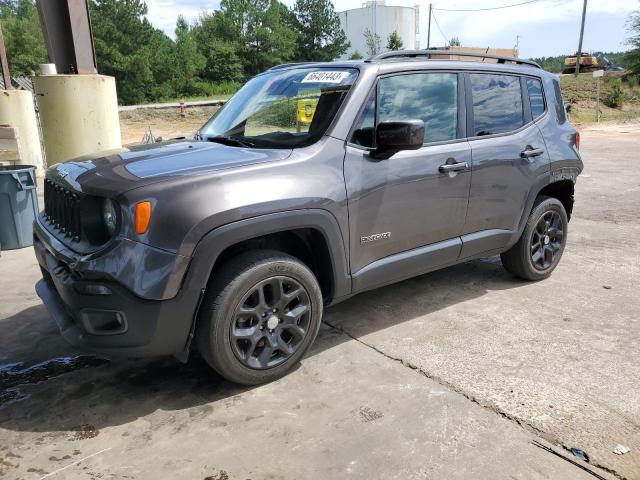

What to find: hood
left=47, top=140, right=292, bottom=197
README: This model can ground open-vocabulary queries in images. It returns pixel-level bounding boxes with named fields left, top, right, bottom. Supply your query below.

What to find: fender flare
left=185, top=209, right=352, bottom=303
left=510, top=167, right=579, bottom=246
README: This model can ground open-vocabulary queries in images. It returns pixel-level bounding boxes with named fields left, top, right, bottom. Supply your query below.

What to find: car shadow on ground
left=0, top=256, right=525, bottom=434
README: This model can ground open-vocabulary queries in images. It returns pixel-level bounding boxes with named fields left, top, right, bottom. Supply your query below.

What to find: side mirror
left=373, top=120, right=425, bottom=159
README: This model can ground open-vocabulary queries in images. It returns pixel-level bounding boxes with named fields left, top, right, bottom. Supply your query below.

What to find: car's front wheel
left=501, top=196, right=568, bottom=281
left=196, top=250, right=323, bottom=385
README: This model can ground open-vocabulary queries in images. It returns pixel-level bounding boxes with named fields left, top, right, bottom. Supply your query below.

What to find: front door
left=344, top=71, right=471, bottom=282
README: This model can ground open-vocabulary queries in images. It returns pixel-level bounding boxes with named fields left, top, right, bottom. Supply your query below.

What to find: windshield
left=199, top=67, right=358, bottom=149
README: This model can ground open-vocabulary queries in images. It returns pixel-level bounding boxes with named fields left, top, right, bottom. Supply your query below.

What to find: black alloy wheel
left=530, top=210, right=564, bottom=270
left=230, top=276, right=311, bottom=369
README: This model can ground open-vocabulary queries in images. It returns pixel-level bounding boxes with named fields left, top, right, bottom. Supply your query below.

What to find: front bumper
left=33, top=222, right=203, bottom=359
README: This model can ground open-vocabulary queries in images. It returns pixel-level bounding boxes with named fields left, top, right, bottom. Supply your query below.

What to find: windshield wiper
left=206, top=135, right=256, bottom=148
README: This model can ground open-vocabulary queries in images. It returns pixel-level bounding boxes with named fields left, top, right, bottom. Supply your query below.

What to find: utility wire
left=433, top=0, right=543, bottom=12
left=431, top=12, right=449, bottom=43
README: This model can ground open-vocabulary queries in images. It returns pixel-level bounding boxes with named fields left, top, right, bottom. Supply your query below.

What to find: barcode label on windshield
left=302, top=71, right=349, bottom=83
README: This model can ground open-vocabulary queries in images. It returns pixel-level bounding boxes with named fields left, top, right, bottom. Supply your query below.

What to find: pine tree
left=293, top=0, right=349, bottom=61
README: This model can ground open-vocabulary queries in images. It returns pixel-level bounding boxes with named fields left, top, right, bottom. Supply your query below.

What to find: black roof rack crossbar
left=365, top=49, right=541, bottom=69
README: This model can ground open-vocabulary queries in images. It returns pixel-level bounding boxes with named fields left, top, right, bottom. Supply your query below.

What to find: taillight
left=135, top=201, right=152, bottom=234
left=575, top=132, right=580, bottom=150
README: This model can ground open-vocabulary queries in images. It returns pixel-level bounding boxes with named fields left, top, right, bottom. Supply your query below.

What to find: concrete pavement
left=2, top=123, right=638, bottom=479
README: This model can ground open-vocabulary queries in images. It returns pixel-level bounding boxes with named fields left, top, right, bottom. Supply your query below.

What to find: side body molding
left=187, top=209, right=352, bottom=304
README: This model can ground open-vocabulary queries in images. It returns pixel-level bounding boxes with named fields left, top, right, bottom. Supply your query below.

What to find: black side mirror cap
left=372, top=120, right=425, bottom=159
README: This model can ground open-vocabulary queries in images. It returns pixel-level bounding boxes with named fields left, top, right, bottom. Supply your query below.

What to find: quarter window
left=470, top=73, right=524, bottom=136
left=350, top=90, right=376, bottom=147
left=526, top=78, right=545, bottom=119
left=552, top=79, right=567, bottom=124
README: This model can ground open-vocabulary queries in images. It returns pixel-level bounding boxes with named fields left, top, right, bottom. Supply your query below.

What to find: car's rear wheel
left=501, top=196, right=568, bottom=281
left=196, top=250, right=323, bottom=385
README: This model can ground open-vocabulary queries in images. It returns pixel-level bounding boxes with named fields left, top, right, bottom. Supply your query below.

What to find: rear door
left=462, top=71, right=550, bottom=256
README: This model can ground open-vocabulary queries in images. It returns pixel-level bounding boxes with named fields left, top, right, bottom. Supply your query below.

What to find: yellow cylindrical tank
left=0, top=89, right=44, bottom=172
left=33, top=74, right=122, bottom=166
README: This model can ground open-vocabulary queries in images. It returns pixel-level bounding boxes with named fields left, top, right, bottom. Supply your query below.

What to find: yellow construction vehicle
left=562, top=53, right=600, bottom=74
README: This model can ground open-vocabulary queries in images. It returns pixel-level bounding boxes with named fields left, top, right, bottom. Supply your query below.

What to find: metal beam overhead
left=36, top=0, right=97, bottom=74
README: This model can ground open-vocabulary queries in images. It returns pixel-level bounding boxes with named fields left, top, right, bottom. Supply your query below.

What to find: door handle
left=520, top=147, right=545, bottom=158
left=439, top=162, right=469, bottom=173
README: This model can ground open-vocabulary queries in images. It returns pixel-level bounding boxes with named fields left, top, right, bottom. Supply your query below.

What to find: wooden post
left=596, top=76, right=600, bottom=122
left=0, top=25, right=11, bottom=89
left=575, top=0, right=587, bottom=76
left=593, top=69, right=604, bottom=122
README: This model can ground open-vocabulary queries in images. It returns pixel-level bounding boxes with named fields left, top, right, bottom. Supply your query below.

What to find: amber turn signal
left=135, top=201, right=152, bottom=234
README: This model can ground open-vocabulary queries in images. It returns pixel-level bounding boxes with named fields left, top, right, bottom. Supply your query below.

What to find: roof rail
left=365, top=49, right=541, bottom=69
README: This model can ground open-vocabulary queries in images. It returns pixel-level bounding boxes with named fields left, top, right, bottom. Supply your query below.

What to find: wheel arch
left=188, top=209, right=352, bottom=307
left=510, top=175, right=577, bottom=247
left=537, top=180, right=575, bottom=220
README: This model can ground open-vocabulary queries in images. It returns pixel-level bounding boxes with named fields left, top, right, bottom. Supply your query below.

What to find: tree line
left=0, top=0, right=350, bottom=104
left=3, top=0, right=638, bottom=104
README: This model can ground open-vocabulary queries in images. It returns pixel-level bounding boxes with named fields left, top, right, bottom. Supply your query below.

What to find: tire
left=501, top=196, right=568, bottom=281
left=196, top=249, right=323, bottom=385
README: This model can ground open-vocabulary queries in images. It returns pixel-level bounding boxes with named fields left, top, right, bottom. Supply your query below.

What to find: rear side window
left=552, top=79, right=567, bottom=124
left=470, top=73, right=524, bottom=136
left=526, top=78, right=545, bottom=119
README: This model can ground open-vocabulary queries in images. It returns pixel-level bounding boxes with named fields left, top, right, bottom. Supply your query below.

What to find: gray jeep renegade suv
left=34, top=50, right=582, bottom=385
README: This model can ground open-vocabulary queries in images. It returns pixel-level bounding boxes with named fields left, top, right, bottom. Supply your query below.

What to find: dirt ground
left=0, top=121, right=639, bottom=480
left=119, top=106, right=218, bottom=145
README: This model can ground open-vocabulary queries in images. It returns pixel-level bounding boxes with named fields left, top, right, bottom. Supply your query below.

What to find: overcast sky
left=146, top=0, right=636, bottom=58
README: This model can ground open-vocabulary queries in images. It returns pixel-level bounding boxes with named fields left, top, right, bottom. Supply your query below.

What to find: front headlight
left=102, top=198, right=118, bottom=236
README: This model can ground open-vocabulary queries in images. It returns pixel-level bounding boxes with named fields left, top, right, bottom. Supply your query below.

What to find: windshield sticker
left=302, top=71, right=349, bottom=83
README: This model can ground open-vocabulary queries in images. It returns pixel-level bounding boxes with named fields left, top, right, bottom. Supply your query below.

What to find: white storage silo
left=339, top=1, right=419, bottom=59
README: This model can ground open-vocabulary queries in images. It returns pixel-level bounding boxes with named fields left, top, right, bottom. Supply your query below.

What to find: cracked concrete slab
left=325, top=127, right=640, bottom=479
left=1, top=321, right=608, bottom=480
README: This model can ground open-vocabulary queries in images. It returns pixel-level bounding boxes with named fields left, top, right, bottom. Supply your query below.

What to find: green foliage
left=212, top=0, right=297, bottom=77
left=293, top=0, right=349, bottom=61
left=530, top=55, right=567, bottom=73
left=0, top=0, right=47, bottom=75
left=252, top=98, right=297, bottom=129
left=627, top=6, right=640, bottom=77
left=173, top=15, right=205, bottom=96
left=192, top=13, right=244, bottom=84
left=604, top=79, right=626, bottom=108
left=0, top=0, right=352, bottom=104
left=449, top=37, right=461, bottom=47
left=90, top=0, right=169, bottom=104
left=386, top=31, right=403, bottom=51
left=363, top=28, right=381, bottom=57
left=348, top=50, right=363, bottom=60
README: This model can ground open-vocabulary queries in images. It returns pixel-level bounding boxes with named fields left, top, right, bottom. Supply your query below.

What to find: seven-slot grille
left=44, top=179, right=82, bottom=241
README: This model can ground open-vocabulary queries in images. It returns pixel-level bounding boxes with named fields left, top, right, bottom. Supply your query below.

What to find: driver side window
left=350, top=72, right=459, bottom=148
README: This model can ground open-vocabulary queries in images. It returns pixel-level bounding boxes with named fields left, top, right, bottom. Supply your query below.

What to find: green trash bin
left=0, top=165, right=39, bottom=250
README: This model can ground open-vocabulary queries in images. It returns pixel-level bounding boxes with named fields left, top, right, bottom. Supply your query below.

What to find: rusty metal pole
left=0, top=24, right=12, bottom=89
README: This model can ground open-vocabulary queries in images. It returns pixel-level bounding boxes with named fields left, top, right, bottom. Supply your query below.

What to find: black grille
left=44, top=179, right=82, bottom=241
